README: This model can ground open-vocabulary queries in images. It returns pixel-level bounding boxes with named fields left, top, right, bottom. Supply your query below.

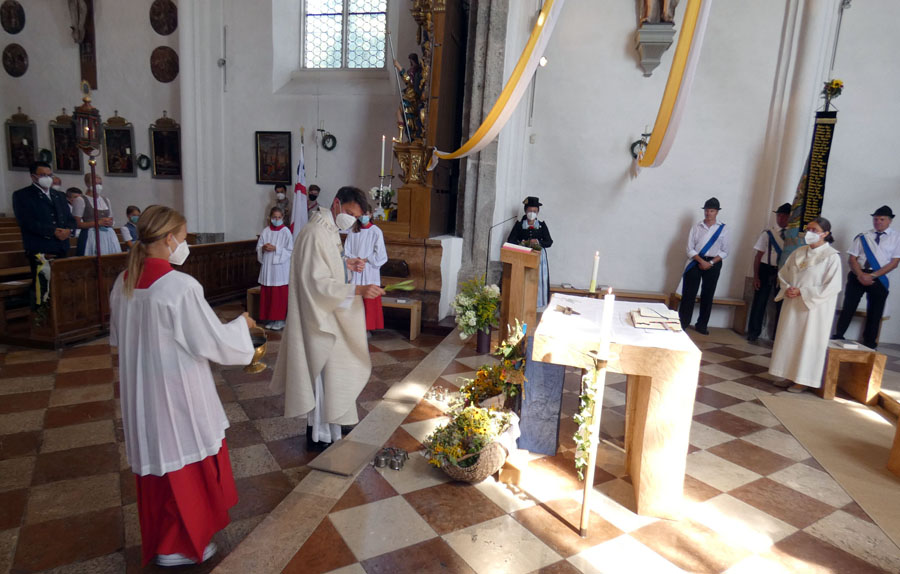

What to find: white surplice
left=109, top=271, right=255, bottom=476
left=270, top=209, right=371, bottom=439
left=256, top=226, right=293, bottom=286
left=768, top=244, right=843, bottom=388
left=343, top=224, right=388, bottom=285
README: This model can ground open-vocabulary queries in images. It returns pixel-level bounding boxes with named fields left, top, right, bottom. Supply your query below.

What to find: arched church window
left=303, top=0, right=387, bottom=69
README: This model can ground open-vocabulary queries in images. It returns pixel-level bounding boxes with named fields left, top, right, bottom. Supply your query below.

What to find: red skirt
left=363, top=295, right=384, bottom=331
left=259, top=284, right=288, bottom=321
left=135, top=440, right=238, bottom=566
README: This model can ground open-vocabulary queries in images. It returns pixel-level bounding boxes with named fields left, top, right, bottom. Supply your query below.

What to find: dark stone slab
left=517, top=336, right=566, bottom=455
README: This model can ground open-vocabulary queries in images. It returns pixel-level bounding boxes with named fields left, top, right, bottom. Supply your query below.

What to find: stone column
left=179, top=0, right=226, bottom=243
left=456, top=0, right=509, bottom=286
left=758, top=0, right=842, bottom=219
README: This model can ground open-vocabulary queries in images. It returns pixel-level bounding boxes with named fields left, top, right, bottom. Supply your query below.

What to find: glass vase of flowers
left=369, top=185, right=395, bottom=221
left=451, top=276, right=500, bottom=353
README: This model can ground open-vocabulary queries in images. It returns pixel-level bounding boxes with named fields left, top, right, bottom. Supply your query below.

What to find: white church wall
left=494, top=1, right=900, bottom=343
left=219, top=0, right=418, bottom=240
left=0, top=0, right=182, bottom=218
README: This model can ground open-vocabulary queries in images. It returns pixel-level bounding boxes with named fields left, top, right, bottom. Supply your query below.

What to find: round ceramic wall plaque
left=149, top=0, right=177, bottom=36
left=2, top=43, right=27, bottom=77
left=150, top=46, right=179, bottom=83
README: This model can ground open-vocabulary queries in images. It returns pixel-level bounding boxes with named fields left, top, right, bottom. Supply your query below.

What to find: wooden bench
left=382, top=297, right=421, bottom=341
left=0, top=279, right=31, bottom=330
left=668, top=292, right=748, bottom=335
left=819, top=341, right=885, bottom=405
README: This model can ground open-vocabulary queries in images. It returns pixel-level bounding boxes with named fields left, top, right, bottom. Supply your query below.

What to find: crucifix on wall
left=69, top=0, right=97, bottom=89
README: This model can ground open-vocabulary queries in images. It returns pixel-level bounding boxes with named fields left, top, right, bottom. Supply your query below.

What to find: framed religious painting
left=49, top=110, right=82, bottom=174
left=149, top=111, right=181, bottom=179
left=255, top=131, right=291, bottom=185
left=102, top=112, right=136, bottom=177
left=5, top=107, right=36, bottom=171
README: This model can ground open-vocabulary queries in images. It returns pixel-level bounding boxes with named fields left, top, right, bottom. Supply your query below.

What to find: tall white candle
left=599, top=287, right=615, bottom=359
left=380, top=135, right=385, bottom=177
left=589, top=251, right=600, bottom=293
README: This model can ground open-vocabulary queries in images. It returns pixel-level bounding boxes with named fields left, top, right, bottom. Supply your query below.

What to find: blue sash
left=685, top=224, right=724, bottom=274
left=859, top=235, right=889, bottom=290
left=765, top=230, right=783, bottom=262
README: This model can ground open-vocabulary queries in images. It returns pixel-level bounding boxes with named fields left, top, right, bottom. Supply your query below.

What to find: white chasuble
left=110, top=271, right=255, bottom=476
left=768, top=244, right=842, bottom=388
left=270, top=210, right=371, bottom=423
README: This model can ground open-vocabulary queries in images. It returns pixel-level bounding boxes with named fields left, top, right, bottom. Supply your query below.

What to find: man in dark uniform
left=832, top=205, right=899, bottom=349
left=678, top=197, right=729, bottom=334
left=747, top=203, right=791, bottom=342
left=12, top=162, right=77, bottom=305
left=507, top=196, right=553, bottom=307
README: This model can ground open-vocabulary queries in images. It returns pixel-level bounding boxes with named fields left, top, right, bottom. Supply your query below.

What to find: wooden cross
left=69, top=0, right=97, bottom=88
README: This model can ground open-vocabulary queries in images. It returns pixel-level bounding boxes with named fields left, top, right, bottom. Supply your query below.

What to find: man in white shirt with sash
left=747, top=203, right=790, bottom=342
left=678, top=197, right=729, bottom=334
left=832, top=205, right=900, bottom=349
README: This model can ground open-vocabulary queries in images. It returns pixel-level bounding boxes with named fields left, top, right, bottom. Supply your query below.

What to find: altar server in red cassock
left=257, top=206, right=293, bottom=331
left=109, top=205, right=256, bottom=567
left=343, top=208, right=388, bottom=332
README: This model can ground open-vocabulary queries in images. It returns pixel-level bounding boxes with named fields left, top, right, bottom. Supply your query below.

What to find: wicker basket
left=440, top=441, right=508, bottom=483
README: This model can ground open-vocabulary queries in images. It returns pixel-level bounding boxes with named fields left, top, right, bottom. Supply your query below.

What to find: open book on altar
left=629, top=306, right=682, bottom=331
left=502, top=242, right=534, bottom=253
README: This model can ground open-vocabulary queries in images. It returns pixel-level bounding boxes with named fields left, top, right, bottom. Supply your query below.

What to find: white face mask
left=276, top=192, right=285, bottom=200
left=335, top=212, right=356, bottom=231
left=51, top=185, right=62, bottom=192
left=804, top=231, right=820, bottom=245
left=93, top=184, right=103, bottom=194
left=168, top=238, right=190, bottom=265
left=526, top=212, right=537, bottom=221
left=37, top=176, right=53, bottom=190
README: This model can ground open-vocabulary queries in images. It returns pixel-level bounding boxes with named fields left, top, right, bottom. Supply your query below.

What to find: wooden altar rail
left=3, top=240, right=260, bottom=348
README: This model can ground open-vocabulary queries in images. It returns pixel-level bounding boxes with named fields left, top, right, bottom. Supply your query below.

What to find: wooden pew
left=7, top=240, right=260, bottom=347
left=668, top=292, right=748, bottom=335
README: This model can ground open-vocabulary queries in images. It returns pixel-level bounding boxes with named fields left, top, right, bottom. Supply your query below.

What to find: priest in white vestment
left=270, top=186, right=384, bottom=449
left=110, top=206, right=256, bottom=567
left=768, top=217, right=843, bottom=393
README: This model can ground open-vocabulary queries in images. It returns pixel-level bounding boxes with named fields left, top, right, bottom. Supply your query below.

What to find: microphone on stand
left=485, top=215, right=521, bottom=277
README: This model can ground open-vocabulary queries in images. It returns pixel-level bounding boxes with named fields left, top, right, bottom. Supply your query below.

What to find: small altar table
left=532, top=294, right=702, bottom=519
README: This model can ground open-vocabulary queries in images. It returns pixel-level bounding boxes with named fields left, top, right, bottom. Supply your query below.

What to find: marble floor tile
left=332, top=466, right=399, bottom=513
left=374, top=452, right=449, bottom=495
left=689, top=421, right=735, bottom=450
left=568, top=533, right=686, bottom=574
left=239, top=395, right=285, bottom=420
left=706, top=380, right=770, bottom=402
left=404, top=482, right=506, bottom=535
left=706, top=439, right=795, bottom=476
left=741, top=428, right=810, bottom=462
left=454, top=355, right=498, bottom=371
left=685, top=451, right=762, bottom=492
left=0, top=528, right=16, bottom=574
left=0, top=391, right=50, bottom=415
left=706, top=346, right=755, bottom=359
left=441, top=360, right=476, bottom=376
left=48, top=384, right=114, bottom=408
left=804, top=510, right=900, bottom=573
left=588, top=480, right=659, bottom=533
left=252, top=415, right=305, bottom=442
left=360, top=537, right=476, bottom=574
left=0, top=489, right=26, bottom=530
left=122, top=502, right=140, bottom=548
left=387, top=348, right=430, bottom=362
left=0, top=430, right=41, bottom=460
left=369, top=352, right=400, bottom=367
left=0, top=375, right=55, bottom=395
left=40, top=420, right=115, bottom=453
left=722, top=553, right=796, bottom=574
left=512, top=497, right=622, bottom=558
left=382, top=425, right=424, bottom=453
left=225, top=420, right=266, bottom=449
left=282, top=517, right=357, bottom=574
left=60, top=344, right=110, bottom=359
left=768, top=531, right=893, bottom=574
left=324, top=564, right=367, bottom=574
left=601, top=386, right=626, bottom=408
left=400, top=416, right=449, bottom=445
left=694, top=387, right=743, bottom=409
left=692, top=401, right=717, bottom=416
left=0, top=361, right=58, bottom=379
left=4, top=350, right=59, bottom=365
left=768, top=463, right=854, bottom=507
left=233, top=380, right=281, bottom=401
left=223, top=402, right=249, bottom=423
left=329, top=496, right=437, bottom=561
left=12, top=507, right=122, bottom=572
left=25, top=473, right=120, bottom=524
left=43, top=399, right=116, bottom=430
left=720, top=401, right=780, bottom=427
left=631, top=518, right=751, bottom=573
left=0, top=409, right=44, bottom=435
left=443, top=514, right=561, bottom=574
left=229, top=444, right=281, bottom=479
left=719, top=359, right=770, bottom=375
left=55, top=355, right=111, bottom=374
left=369, top=338, right=416, bottom=352
left=31, top=443, right=119, bottom=485
left=741, top=354, right=772, bottom=368
left=265, top=437, right=317, bottom=470
left=228, top=470, right=296, bottom=522
left=402, top=400, right=445, bottom=424
left=473, top=477, right=537, bottom=514
left=728, top=478, right=838, bottom=529
left=700, top=363, right=755, bottom=382
left=689, top=494, right=797, bottom=553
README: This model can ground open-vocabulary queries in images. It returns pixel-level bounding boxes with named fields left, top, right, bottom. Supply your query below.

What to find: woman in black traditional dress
left=506, top=196, right=553, bottom=307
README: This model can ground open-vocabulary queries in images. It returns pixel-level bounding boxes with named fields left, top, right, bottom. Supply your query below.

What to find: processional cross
left=68, top=0, right=97, bottom=88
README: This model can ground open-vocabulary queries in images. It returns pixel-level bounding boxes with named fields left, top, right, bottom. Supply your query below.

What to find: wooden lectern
left=499, top=247, right=540, bottom=341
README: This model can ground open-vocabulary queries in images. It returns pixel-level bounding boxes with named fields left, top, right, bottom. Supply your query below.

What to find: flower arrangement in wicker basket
left=423, top=406, right=513, bottom=483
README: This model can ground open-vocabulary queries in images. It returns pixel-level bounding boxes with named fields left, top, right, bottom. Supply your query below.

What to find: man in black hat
left=507, top=196, right=553, bottom=307
left=746, top=203, right=792, bottom=342
left=678, top=197, right=729, bottom=334
left=832, top=205, right=899, bottom=349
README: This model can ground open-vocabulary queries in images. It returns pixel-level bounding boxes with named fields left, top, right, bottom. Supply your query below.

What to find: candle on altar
left=589, top=251, right=600, bottom=293
left=380, top=135, right=385, bottom=177
left=599, top=287, right=615, bottom=359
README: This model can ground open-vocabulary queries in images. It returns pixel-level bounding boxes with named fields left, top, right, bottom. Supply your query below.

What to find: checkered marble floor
left=275, top=329, right=900, bottom=574
left=0, top=301, right=446, bottom=574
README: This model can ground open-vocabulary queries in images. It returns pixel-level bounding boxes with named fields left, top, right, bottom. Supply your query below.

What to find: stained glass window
left=304, top=0, right=387, bottom=69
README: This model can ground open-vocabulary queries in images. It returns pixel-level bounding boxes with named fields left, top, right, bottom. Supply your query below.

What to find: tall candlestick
left=599, top=287, right=615, bottom=359
left=380, top=135, right=385, bottom=177
left=589, top=251, right=600, bottom=293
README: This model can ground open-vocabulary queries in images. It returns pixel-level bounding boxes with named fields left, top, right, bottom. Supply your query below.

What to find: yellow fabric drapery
left=638, top=0, right=713, bottom=168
